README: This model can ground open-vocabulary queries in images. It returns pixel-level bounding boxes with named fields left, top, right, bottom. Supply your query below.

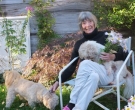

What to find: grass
left=0, top=83, right=127, bottom=110
left=61, top=86, right=127, bottom=110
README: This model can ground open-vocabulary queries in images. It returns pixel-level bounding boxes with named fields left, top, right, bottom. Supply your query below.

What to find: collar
left=83, top=28, right=98, bottom=40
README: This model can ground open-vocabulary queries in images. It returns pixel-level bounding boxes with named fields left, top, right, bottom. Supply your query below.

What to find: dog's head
left=79, top=41, right=105, bottom=62
left=79, top=41, right=99, bottom=61
left=42, top=91, right=59, bottom=110
left=3, top=70, right=21, bottom=88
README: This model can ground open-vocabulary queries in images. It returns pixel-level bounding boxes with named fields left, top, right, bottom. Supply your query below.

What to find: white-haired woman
left=50, top=11, right=128, bottom=110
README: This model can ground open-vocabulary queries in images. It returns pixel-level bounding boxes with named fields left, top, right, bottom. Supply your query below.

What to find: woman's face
left=81, top=19, right=95, bottom=34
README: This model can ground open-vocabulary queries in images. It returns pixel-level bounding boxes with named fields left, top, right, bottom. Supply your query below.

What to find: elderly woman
left=50, top=11, right=128, bottom=110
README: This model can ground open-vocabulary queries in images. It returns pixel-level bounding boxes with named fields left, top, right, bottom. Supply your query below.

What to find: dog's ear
left=3, top=71, right=10, bottom=79
left=3, top=71, right=6, bottom=79
left=4, top=70, right=21, bottom=88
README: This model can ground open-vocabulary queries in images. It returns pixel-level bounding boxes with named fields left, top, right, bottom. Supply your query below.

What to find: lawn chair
left=59, top=37, right=135, bottom=110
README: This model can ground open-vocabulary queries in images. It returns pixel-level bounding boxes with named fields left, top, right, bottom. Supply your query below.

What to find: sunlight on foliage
left=92, top=0, right=135, bottom=34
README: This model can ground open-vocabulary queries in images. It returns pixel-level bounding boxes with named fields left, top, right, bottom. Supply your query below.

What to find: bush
left=92, top=0, right=135, bottom=34
left=30, top=0, right=59, bottom=49
left=22, top=33, right=82, bottom=87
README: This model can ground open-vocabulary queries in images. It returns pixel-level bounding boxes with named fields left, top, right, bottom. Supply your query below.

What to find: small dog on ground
left=3, top=70, right=59, bottom=110
left=78, top=40, right=134, bottom=99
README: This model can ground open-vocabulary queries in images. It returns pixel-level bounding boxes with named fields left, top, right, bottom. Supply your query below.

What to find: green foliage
left=108, top=0, right=135, bottom=29
left=1, top=18, right=27, bottom=70
left=0, top=6, right=32, bottom=70
left=2, top=19, right=27, bottom=55
left=92, top=0, right=135, bottom=33
left=104, top=40, right=119, bottom=53
left=0, top=84, right=6, bottom=108
left=92, top=0, right=111, bottom=27
left=30, top=0, right=59, bottom=49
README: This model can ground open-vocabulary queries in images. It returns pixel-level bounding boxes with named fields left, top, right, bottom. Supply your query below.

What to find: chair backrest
left=126, top=37, right=131, bottom=66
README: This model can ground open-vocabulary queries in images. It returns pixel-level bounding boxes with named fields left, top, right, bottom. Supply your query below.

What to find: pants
left=69, top=60, right=114, bottom=110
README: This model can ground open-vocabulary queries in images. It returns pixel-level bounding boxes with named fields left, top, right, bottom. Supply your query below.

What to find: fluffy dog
left=3, top=70, right=59, bottom=110
left=78, top=40, right=134, bottom=99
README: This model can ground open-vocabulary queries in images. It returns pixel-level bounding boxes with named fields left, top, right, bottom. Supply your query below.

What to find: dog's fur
left=79, top=41, right=105, bottom=62
left=3, top=70, right=59, bottom=110
left=78, top=40, right=134, bottom=99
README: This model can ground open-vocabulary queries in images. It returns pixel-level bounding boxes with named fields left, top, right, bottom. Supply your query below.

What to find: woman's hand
left=100, top=52, right=115, bottom=62
left=49, top=81, right=59, bottom=93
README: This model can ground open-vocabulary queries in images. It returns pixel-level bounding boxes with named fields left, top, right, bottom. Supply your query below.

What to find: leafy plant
left=108, top=0, right=135, bottom=29
left=1, top=7, right=33, bottom=70
left=92, top=0, right=135, bottom=33
left=30, top=0, right=59, bottom=49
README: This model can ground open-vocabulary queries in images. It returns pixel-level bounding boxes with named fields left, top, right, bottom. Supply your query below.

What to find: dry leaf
left=22, top=33, right=82, bottom=86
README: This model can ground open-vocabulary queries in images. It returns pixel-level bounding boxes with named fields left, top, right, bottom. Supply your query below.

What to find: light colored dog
left=78, top=40, right=134, bottom=99
left=3, top=70, right=59, bottom=110
left=79, top=41, right=105, bottom=62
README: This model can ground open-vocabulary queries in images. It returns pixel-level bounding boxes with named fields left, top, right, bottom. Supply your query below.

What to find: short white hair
left=78, top=11, right=97, bottom=31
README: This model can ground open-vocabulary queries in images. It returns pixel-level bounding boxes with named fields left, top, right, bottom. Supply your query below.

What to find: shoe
left=63, top=105, right=70, bottom=110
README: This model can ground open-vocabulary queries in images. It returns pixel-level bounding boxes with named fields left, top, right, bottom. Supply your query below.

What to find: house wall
left=0, top=0, right=92, bottom=54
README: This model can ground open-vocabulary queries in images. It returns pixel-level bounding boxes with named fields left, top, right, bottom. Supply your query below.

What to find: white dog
left=78, top=40, right=134, bottom=99
left=3, top=70, right=59, bottom=110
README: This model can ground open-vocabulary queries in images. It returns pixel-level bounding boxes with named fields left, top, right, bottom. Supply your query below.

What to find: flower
left=104, top=30, right=128, bottom=53
left=25, top=6, right=34, bottom=18
left=25, top=6, right=34, bottom=12
left=124, top=95, right=135, bottom=110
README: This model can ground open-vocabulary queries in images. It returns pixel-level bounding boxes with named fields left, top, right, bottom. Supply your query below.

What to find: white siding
left=0, top=16, right=31, bottom=72
left=0, top=0, right=31, bottom=4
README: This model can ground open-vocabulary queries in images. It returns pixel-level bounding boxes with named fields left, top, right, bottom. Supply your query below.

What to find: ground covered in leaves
left=22, top=32, right=83, bottom=87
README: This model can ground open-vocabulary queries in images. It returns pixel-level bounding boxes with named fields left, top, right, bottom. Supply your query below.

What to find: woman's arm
left=100, top=46, right=128, bottom=62
left=60, top=43, right=79, bottom=82
left=100, top=52, right=115, bottom=61
left=50, top=42, right=79, bottom=92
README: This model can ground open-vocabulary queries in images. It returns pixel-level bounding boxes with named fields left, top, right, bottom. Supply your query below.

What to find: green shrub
left=30, top=0, right=59, bottom=49
left=92, top=0, right=135, bottom=33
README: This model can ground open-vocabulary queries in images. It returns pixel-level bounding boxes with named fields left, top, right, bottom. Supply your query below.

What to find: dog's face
left=86, top=45, right=98, bottom=61
left=79, top=41, right=99, bottom=61
left=43, top=91, right=59, bottom=110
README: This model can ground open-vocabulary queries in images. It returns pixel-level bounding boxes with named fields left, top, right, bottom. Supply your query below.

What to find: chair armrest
left=116, top=50, right=135, bottom=109
left=58, top=57, right=79, bottom=83
left=58, top=57, right=78, bottom=110
left=116, top=50, right=134, bottom=85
